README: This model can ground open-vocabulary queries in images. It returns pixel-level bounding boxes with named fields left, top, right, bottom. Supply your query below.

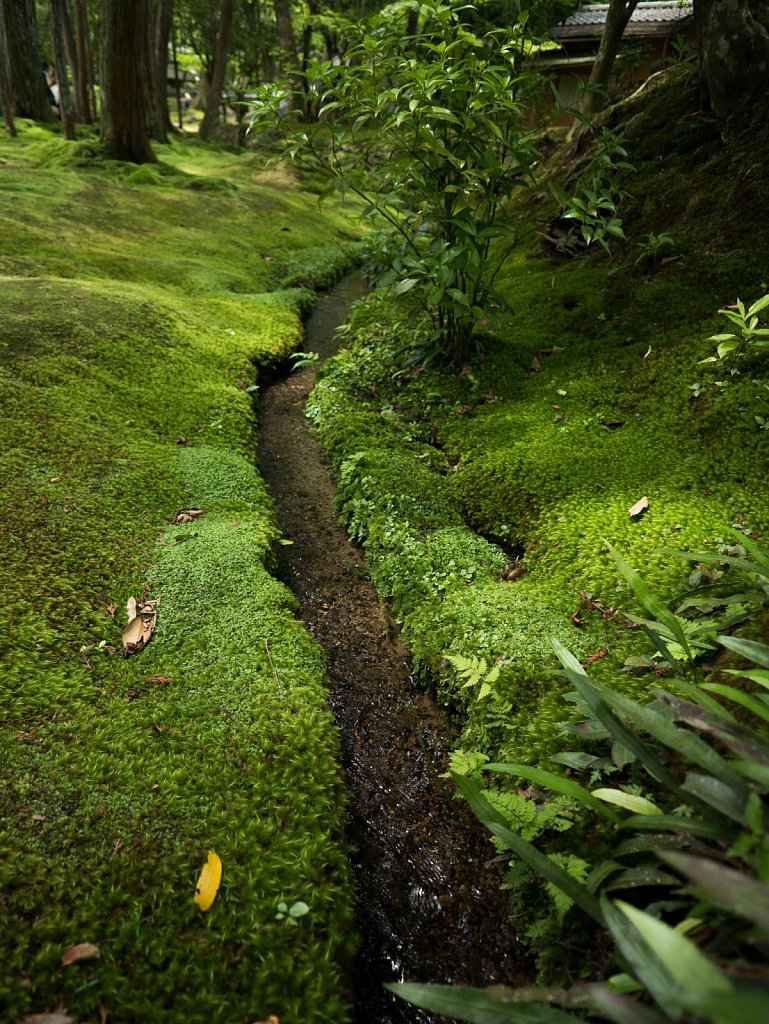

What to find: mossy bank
left=308, top=76, right=769, bottom=797
left=0, top=124, right=361, bottom=1023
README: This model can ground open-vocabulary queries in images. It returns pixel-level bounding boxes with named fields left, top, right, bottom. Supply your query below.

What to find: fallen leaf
left=250, top=1017, right=280, bottom=1024
left=529, top=356, right=541, bottom=372
left=62, top=942, right=101, bottom=966
left=171, top=508, right=204, bottom=525
left=106, top=603, right=117, bottom=618
left=21, top=1014, right=77, bottom=1024
left=122, top=599, right=158, bottom=657
left=145, top=675, right=173, bottom=684
left=538, top=345, right=565, bottom=355
left=628, top=495, right=650, bottom=519
left=194, top=850, right=222, bottom=911
left=32, top=814, right=45, bottom=821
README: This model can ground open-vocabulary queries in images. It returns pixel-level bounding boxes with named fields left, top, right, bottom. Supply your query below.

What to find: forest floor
left=2, top=62, right=769, bottom=1024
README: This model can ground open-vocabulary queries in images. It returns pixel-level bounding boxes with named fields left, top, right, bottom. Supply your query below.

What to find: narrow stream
left=257, top=274, right=526, bottom=1022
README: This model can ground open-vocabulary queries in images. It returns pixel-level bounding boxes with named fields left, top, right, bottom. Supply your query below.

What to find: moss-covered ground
left=0, top=123, right=362, bottom=1022
left=308, top=74, right=769, bottom=772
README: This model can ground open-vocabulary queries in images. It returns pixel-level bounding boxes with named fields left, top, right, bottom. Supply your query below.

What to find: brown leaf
left=250, top=1018, right=280, bottom=1024
left=628, top=495, right=650, bottom=519
left=62, top=942, right=101, bottom=966
left=145, top=675, right=173, bottom=684
left=538, top=346, right=565, bottom=355
left=106, top=603, right=117, bottom=618
left=171, top=508, right=204, bottom=525
left=122, top=599, right=158, bottom=658
left=530, top=356, right=541, bottom=372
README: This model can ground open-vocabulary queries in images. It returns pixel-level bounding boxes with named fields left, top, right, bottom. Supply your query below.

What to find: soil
left=257, top=275, right=528, bottom=1023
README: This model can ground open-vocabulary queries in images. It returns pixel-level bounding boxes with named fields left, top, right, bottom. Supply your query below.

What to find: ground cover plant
left=306, top=69, right=769, bottom=1010
left=0, top=123, right=361, bottom=1023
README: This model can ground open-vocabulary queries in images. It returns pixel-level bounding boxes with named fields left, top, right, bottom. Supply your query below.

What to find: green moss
left=0, top=126, right=358, bottom=1021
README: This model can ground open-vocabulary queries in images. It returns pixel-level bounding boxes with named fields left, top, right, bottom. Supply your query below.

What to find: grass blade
left=386, top=983, right=584, bottom=1023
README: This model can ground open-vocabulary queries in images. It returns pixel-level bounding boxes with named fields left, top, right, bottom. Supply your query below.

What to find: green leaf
left=702, top=682, right=769, bottom=724
left=659, top=851, right=769, bottom=932
left=386, top=983, right=583, bottom=1023
left=748, top=293, right=769, bottom=317
left=606, top=543, right=692, bottom=660
left=452, top=772, right=603, bottom=924
left=682, top=773, right=747, bottom=824
left=485, top=763, right=619, bottom=820
left=592, top=790, right=662, bottom=815
left=718, top=634, right=769, bottom=669
left=603, top=898, right=733, bottom=1017
left=582, top=983, right=667, bottom=1024
left=550, top=638, right=587, bottom=676
left=618, top=813, right=734, bottom=842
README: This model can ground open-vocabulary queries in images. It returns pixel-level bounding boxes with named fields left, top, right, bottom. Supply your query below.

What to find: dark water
left=258, top=273, right=526, bottom=1023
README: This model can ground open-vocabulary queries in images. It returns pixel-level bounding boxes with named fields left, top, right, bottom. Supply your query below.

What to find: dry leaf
left=194, top=850, right=222, bottom=912
left=145, top=675, right=173, bottom=684
left=530, top=356, right=541, bottom=372
left=126, top=597, right=137, bottom=621
left=22, top=1014, right=77, bottom=1024
left=250, top=1018, right=280, bottom=1024
left=122, top=599, right=158, bottom=657
left=628, top=495, right=650, bottom=519
left=171, top=508, right=204, bottom=525
left=62, top=942, right=101, bottom=966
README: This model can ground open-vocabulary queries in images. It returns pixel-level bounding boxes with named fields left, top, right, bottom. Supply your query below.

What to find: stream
left=257, top=273, right=526, bottom=1022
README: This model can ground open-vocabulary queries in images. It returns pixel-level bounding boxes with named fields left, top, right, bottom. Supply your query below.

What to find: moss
left=0, top=126, right=358, bottom=1021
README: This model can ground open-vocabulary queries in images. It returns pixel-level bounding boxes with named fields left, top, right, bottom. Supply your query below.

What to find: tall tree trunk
left=153, top=0, right=174, bottom=142
left=200, top=0, right=233, bottom=141
left=580, top=0, right=639, bottom=117
left=273, top=0, right=303, bottom=111
left=0, top=0, right=54, bottom=120
left=101, top=0, right=157, bottom=163
left=59, top=0, right=89, bottom=123
left=0, top=29, right=17, bottom=136
left=49, top=0, right=77, bottom=138
left=73, top=0, right=93, bottom=122
left=694, top=0, right=769, bottom=120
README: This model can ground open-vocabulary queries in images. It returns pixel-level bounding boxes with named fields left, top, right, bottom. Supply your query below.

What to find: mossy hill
left=307, top=68, right=769, bottom=895
left=0, top=123, right=361, bottom=1023
left=2, top=63, right=769, bottom=1020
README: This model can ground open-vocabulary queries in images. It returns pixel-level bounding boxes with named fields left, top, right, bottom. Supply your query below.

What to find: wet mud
left=257, top=275, right=527, bottom=1022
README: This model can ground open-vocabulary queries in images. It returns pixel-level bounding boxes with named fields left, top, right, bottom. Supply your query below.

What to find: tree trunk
left=73, top=0, right=93, bottom=122
left=153, top=0, right=174, bottom=142
left=694, top=0, right=769, bottom=120
left=580, top=0, right=639, bottom=117
left=101, top=0, right=157, bottom=163
left=0, top=30, right=17, bottom=135
left=200, top=0, right=233, bottom=141
left=49, top=0, right=77, bottom=138
left=0, top=0, right=54, bottom=120
left=273, top=0, right=303, bottom=110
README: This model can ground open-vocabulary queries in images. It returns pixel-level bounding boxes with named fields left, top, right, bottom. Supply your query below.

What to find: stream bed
left=257, top=273, right=526, bottom=1022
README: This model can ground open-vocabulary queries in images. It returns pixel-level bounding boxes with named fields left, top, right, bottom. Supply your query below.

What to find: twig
left=264, top=640, right=283, bottom=692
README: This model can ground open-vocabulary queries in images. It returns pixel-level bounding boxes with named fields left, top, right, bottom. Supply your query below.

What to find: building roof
left=553, top=2, right=693, bottom=38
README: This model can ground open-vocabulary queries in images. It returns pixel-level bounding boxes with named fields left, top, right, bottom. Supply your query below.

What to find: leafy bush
left=391, top=540, right=769, bottom=1022
left=249, top=0, right=547, bottom=361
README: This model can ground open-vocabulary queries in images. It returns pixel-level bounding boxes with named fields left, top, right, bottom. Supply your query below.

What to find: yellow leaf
left=194, top=850, right=222, bottom=911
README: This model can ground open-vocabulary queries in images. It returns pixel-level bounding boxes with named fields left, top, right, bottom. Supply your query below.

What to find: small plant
left=703, top=293, right=769, bottom=362
left=444, top=653, right=501, bottom=701
left=275, top=900, right=310, bottom=925
left=633, top=230, right=676, bottom=268
left=391, top=538, right=769, bottom=1023
left=549, top=130, right=635, bottom=254
left=290, top=351, right=320, bottom=371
